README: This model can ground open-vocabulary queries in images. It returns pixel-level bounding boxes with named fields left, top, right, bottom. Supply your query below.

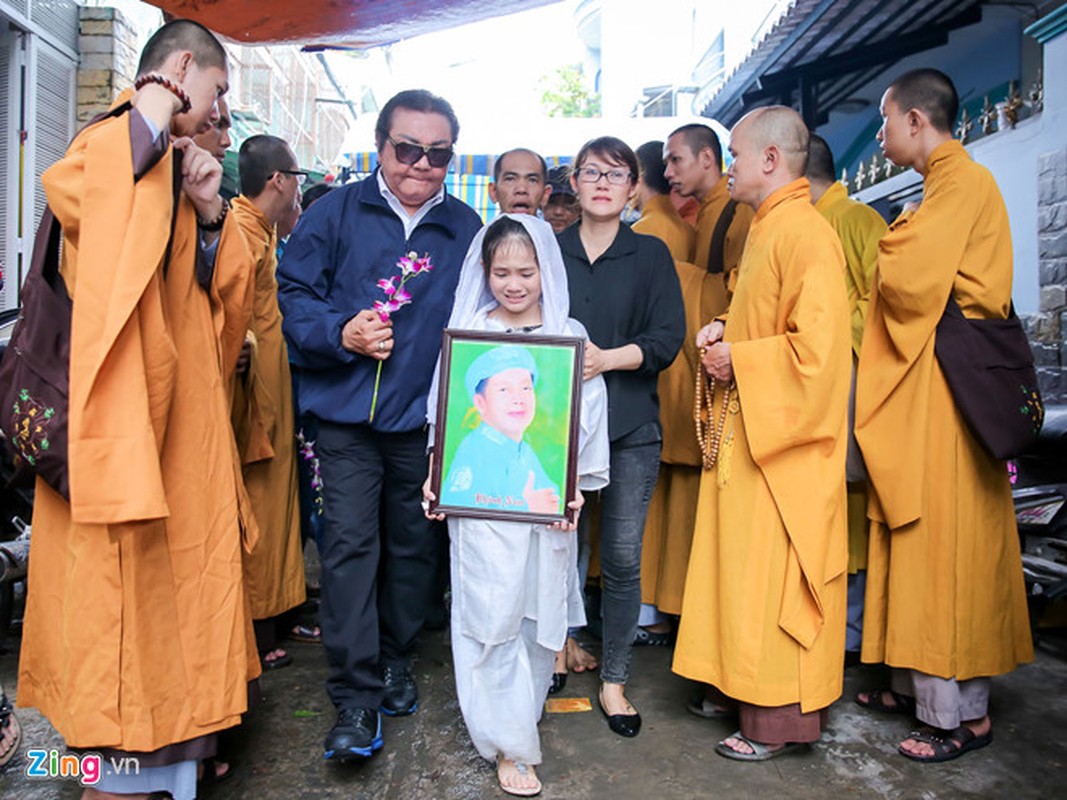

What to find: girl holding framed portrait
left=423, top=214, right=609, bottom=797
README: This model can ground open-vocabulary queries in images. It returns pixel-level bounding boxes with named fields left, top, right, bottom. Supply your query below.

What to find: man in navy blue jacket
left=278, top=89, right=481, bottom=762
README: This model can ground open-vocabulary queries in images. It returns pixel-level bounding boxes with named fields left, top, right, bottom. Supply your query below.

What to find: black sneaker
left=379, top=663, right=418, bottom=717
left=323, top=707, right=382, bottom=761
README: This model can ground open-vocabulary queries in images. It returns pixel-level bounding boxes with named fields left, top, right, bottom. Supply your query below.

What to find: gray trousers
left=891, top=668, right=991, bottom=729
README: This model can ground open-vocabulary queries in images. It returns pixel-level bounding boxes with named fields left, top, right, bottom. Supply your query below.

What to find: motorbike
left=1011, top=404, right=1067, bottom=645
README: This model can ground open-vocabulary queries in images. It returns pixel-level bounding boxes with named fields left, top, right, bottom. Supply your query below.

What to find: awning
left=145, top=0, right=557, bottom=48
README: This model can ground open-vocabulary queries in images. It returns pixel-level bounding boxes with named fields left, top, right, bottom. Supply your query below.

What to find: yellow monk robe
left=854, top=140, right=1033, bottom=679
left=633, top=194, right=696, bottom=263
left=814, top=181, right=887, bottom=574
left=18, top=97, right=260, bottom=752
left=694, top=177, right=755, bottom=313
left=639, top=261, right=707, bottom=614
left=674, top=178, right=851, bottom=712
left=216, top=196, right=306, bottom=621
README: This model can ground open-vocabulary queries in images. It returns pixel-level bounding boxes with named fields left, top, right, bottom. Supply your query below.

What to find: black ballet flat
left=598, top=693, right=641, bottom=737
left=548, top=672, right=567, bottom=695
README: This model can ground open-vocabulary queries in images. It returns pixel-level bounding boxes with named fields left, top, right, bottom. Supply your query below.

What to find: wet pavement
left=2, top=616, right=1067, bottom=799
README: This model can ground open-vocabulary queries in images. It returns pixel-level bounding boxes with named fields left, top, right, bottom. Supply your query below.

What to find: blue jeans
left=596, top=425, right=662, bottom=684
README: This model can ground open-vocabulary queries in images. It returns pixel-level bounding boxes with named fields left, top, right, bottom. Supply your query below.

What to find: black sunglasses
left=388, top=137, right=453, bottom=168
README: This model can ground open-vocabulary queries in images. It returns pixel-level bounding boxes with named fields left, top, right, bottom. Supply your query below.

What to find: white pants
left=452, top=615, right=555, bottom=765
left=891, top=668, right=991, bottom=729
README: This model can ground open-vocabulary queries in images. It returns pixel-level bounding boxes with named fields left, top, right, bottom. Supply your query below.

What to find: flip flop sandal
left=855, top=688, right=915, bottom=716
left=0, top=692, right=21, bottom=769
left=260, top=650, right=293, bottom=670
left=548, top=672, right=567, bottom=695
left=898, top=726, right=993, bottom=763
left=686, top=697, right=738, bottom=719
left=497, top=758, right=542, bottom=797
left=715, top=732, right=810, bottom=762
left=287, top=623, right=322, bottom=644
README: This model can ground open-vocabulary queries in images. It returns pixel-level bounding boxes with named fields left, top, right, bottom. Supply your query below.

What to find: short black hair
left=888, top=68, right=959, bottom=134
left=492, top=148, right=548, bottom=183
left=636, top=141, right=670, bottom=195
left=301, top=182, right=334, bottom=211
left=137, top=18, right=226, bottom=76
left=574, top=136, right=638, bottom=186
left=481, top=216, right=538, bottom=278
left=374, top=89, right=460, bottom=151
left=669, top=123, right=722, bottom=171
left=806, top=133, right=836, bottom=182
left=239, top=135, right=296, bottom=198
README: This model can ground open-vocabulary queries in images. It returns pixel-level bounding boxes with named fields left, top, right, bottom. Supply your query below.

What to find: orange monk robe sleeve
left=855, top=140, right=1009, bottom=529
left=729, top=202, right=851, bottom=648
left=658, top=261, right=706, bottom=466
left=44, top=100, right=179, bottom=524
left=214, top=198, right=260, bottom=383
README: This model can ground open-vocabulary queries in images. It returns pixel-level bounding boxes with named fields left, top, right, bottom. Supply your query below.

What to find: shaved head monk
left=854, top=68, right=1032, bottom=763
left=17, top=19, right=258, bottom=800
left=673, top=105, right=852, bottom=761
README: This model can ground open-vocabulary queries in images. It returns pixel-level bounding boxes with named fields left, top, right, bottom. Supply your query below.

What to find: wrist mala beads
left=694, top=347, right=734, bottom=471
left=133, top=73, right=192, bottom=115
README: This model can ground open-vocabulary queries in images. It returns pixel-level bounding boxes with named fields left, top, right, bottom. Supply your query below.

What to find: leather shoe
left=598, top=692, right=641, bottom=737
left=548, top=672, right=567, bottom=695
left=324, top=707, right=382, bottom=761
left=380, top=662, right=418, bottom=716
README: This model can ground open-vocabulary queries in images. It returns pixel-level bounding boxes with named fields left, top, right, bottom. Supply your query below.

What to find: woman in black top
left=558, top=137, right=685, bottom=737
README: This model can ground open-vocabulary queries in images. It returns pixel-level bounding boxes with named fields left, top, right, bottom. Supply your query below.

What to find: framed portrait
left=430, top=329, right=584, bottom=525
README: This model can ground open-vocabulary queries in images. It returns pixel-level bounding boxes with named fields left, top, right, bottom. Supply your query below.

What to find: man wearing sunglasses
left=277, top=89, right=482, bottom=763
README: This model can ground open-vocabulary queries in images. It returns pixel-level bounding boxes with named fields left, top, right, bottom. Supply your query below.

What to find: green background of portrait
left=439, top=339, right=576, bottom=513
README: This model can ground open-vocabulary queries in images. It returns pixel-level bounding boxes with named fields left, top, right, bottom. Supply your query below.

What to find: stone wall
left=76, top=6, right=138, bottom=125
left=1029, top=143, right=1067, bottom=404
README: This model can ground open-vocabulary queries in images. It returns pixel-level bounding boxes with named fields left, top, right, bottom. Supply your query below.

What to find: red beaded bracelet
left=133, top=73, right=192, bottom=115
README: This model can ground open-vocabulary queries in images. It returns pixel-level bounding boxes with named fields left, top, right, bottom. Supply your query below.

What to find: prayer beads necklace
left=694, top=348, right=733, bottom=471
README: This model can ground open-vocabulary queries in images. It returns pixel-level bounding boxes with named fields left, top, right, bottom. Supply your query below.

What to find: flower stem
left=369, top=361, right=383, bottom=422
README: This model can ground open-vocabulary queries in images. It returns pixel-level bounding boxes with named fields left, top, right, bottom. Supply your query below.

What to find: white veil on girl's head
left=428, top=213, right=571, bottom=427
left=446, top=213, right=570, bottom=335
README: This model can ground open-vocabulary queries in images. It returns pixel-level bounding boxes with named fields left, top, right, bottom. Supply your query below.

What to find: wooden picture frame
left=430, top=329, right=584, bottom=525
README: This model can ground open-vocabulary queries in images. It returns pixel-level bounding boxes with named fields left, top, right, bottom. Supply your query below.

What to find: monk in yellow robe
left=633, top=141, right=695, bottom=263
left=17, top=20, right=260, bottom=800
left=216, top=135, right=307, bottom=671
left=855, top=68, right=1032, bottom=763
left=623, top=141, right=701, bottom=644
left=673, top=106, right=851, bottom=760
left=665, top=123, right=754, bottom=313
left=806, top=133, right=888, bottom=662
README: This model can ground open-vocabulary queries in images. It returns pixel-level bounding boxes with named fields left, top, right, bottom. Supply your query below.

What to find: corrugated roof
left=700, top=0, right=989, bottom=126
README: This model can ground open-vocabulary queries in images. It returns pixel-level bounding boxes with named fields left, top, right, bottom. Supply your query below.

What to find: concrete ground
left=2, top=617, right=1066, bottom=799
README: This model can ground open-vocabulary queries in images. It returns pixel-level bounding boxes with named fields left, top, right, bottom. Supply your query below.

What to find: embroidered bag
left=934, top=294, right=1044, bottom=460
left=0, top=207, right=70, bottom=497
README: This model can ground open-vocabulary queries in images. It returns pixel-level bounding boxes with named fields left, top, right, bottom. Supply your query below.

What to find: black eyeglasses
left=388, top=137, right=454, bottom=168
left=278, top=169, right=309, bottom=186
left=575, top=166, right=633, bottom=185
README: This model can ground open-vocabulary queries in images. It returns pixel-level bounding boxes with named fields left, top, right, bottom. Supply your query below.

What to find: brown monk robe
left=215, top=137, right=307, bottom=665
left=674, top=107, right=851, bottom=761
left=18, top=20, right=260, bottom=771
left=855, top=69, right=1032, bottom=762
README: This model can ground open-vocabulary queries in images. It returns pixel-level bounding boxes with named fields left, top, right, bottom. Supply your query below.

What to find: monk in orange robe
left=628, top=141, right=700, bottom=644
left=664, top=123, right=754, bottom=311
left=216, top=135, right=308, bottom=672
left=17, top=20, right=259, bottom=800
left=673, top=106, right=851, bottom=760
left=806, top=133, right=888, bottom=662
left=855, top=68, right=1033, bottom=763
left=633, top=141, right=695, bottom=263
